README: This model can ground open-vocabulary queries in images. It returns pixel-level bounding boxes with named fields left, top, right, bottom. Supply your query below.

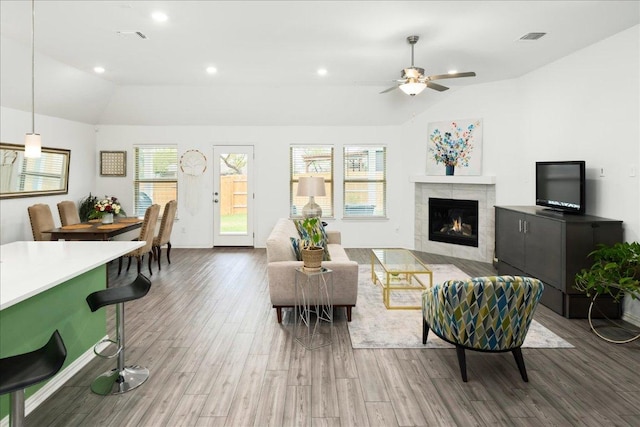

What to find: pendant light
left=24, top=0, right=41, bottom=158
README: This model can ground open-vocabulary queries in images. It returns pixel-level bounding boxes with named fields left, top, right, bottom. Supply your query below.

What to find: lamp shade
left=24, top=133, right=41, bottom=158
left=297, top=176, right=326, bottom=197
left=399, top=81, right=427, bottom=96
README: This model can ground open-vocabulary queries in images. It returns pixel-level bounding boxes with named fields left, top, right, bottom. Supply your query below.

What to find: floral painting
left=427, top=119, right=482, bottom=176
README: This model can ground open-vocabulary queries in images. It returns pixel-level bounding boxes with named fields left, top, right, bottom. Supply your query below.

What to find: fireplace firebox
left=428, top=198, right=479, bottom=247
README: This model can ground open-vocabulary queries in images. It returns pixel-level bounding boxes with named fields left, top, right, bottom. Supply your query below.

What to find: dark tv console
left=495, top=206, right=623, bottom=318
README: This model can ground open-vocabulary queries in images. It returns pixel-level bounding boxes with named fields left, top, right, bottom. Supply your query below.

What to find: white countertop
left=0, top=241, right=145, bottom=310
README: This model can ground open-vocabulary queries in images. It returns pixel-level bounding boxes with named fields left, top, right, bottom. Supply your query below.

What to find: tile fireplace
left=412, top=176, right=496, bottom=263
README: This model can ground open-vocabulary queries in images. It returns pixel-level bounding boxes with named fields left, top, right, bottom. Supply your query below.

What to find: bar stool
left=0, top=330, right=67, bottom=427
left=86, top=274, right=151, bottom=395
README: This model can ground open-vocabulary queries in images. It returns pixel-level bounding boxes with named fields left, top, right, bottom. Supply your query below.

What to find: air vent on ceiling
left=518, top=32, right=546, bottom=41
left=116, top=31, right=148, bottom=39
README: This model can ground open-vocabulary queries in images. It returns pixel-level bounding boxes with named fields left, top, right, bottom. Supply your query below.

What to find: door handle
left=518, top=219, right=523, bottom=233
left=523, top=220, right=528, bottom=234
left=214, top=199, right=219, bottom=203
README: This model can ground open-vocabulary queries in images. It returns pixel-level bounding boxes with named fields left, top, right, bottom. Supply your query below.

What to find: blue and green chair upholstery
left=422, top=275, right=544, bottom=382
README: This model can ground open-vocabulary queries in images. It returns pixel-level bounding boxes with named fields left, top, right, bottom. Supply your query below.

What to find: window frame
left=343, top=145, right=387, bottom=219
left=290, top=145, right=334, bottom=218
left=133, top=145, right=178, bottom=217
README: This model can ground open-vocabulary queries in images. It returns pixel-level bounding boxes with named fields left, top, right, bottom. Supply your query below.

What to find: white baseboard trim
left=0, top=336, right=105, bottom=427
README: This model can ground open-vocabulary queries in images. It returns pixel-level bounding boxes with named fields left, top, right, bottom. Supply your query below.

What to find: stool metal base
left=90, top=365, right=149, bottom=395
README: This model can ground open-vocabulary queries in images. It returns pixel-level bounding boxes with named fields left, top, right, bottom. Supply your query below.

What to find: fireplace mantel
left=410, top=175, right=496, bottom=185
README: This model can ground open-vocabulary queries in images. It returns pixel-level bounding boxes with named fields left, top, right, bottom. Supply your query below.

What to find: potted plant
left=78, top=193, right=99, bottom=222
left=574, top=242, right=640, bottom=302
left=300, top=217, right=325, bottom=270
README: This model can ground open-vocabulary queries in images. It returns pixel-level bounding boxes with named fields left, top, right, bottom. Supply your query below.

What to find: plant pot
left=301, top=246, right=324, bottom=270
left=101, top=213, right=114, bottom=224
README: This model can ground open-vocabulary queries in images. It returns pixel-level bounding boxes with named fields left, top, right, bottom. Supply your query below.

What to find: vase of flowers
left=89, top=196, right=125, bottom=223
left=429, top=121, right=480, bottom=176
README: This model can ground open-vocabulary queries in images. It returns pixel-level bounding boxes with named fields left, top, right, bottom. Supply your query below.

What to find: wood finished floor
left=26, top=248, right=640, bottom=427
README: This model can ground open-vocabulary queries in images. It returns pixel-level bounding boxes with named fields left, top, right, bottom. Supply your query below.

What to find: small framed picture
left=100, top=151, right=126, bottom=177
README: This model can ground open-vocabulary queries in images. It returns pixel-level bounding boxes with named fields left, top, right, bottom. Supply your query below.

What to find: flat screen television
left=535, top=161, right=586, bottom=214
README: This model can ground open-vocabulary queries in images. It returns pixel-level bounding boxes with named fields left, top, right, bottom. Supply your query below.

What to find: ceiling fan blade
left=428, top=71, right=476, bottom=81
left=426, top=81, right=449, bottom=92
left=379, top=85, right=398, bottom=94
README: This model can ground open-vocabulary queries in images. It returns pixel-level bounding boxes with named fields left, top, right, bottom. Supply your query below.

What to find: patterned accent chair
left=422, top=275, right=544, bottom=382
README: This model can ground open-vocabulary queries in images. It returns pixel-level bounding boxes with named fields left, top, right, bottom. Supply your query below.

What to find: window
left=134, top=146, right=178, bottom=217
left=343, top=146, right=386, bottom=217
left=290, top=145, right=333, bottom=217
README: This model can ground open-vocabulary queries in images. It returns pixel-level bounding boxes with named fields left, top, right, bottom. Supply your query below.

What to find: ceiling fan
left=380, top=35, right=476, bottom=96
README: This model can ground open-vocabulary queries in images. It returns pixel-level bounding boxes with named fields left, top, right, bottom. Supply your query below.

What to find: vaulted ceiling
left=1, top=1, right=638, bottom=126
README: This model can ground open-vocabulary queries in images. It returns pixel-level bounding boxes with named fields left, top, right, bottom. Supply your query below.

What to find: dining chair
left=27, top=204, right=56, bottom=241
left=119, top=204, right=160, bottom=276
left=57, top=200, right=81, bottom=226
left=152, top=200, right=177, bottom=270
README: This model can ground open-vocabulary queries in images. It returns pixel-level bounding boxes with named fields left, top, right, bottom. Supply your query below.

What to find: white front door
left=212, top=146, right=254, bottom=246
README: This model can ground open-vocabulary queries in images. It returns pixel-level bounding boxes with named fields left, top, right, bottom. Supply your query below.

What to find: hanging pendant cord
left=31, top=0, right=35, bottom=134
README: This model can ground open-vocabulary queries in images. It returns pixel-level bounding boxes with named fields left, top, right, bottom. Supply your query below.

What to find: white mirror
left=0, top=143, right=70, bottom=199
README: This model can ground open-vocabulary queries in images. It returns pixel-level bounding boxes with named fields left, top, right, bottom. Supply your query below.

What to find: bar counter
left=0, top=240, right=144, bottom=422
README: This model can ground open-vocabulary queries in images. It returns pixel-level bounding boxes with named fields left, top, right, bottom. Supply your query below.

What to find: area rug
left=348, top=265, right=574, bottom=349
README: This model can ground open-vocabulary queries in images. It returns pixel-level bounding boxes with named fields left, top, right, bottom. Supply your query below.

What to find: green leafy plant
left=78, top=193, right=98, bottom=222
left=302, top=217, right=323, bottom=248
left=575, top=242, right=640, bottom=301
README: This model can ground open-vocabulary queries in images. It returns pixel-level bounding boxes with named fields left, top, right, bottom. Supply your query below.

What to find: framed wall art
left=100, top=151, right=126, bottom=177
left=427, top=119, right=483, bottom=176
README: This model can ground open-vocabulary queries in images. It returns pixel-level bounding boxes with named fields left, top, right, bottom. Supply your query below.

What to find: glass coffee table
left=371, top=249, right=433, bottom=310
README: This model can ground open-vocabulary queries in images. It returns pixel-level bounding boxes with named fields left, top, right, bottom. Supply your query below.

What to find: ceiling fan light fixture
left=399, top=81, right=426, bottom=96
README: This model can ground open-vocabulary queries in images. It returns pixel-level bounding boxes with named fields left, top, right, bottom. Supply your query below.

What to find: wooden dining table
left=47, top=217, right=144, bottom=241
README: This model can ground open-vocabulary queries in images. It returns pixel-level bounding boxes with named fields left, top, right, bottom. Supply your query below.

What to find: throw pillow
left=293, top=219, right=328, bottom=246
left=290, top=237, right=302, bottom=261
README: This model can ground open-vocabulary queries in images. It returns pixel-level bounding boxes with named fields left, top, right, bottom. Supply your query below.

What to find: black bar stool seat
left=0, top=330, right=66, bottom=427
left=86, top=275, right=152, bottom=312
left=86, top=274, right=151, bottom=395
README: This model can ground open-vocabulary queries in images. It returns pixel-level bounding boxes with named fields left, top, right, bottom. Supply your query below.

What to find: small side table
left=294, top=267, right=333, bottom=350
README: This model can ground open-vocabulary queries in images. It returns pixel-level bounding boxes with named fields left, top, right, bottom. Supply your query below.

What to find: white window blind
left=20, top=155, right=67, bottom=191
left=134, top=146, right=178, bottom=217
left=343, top=146, right=386, bottom=217
left=290, top=145, right=333, bottom=217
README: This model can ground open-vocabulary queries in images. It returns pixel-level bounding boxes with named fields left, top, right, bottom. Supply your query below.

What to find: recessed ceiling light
left=206, top=66, right=217, bottom=74
left=448, top=69, right=458, bottom=75
left=317, top=68, right=328, bottom=76
left=151, top=11, right=168, bottom=23
left=94, top=66, right=105, bottom=74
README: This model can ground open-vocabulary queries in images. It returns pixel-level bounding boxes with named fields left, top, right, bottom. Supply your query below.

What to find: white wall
left=94, top=125, right=414, bottom=249
left=2, top=24, right=637, bottom=261
left=0, top=107, right=96, bottom=244
left=405, top=25, right=639, bottom=242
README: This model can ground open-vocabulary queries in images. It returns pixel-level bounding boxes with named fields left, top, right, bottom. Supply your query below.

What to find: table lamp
left=297, top=176, right=326, bottom=218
